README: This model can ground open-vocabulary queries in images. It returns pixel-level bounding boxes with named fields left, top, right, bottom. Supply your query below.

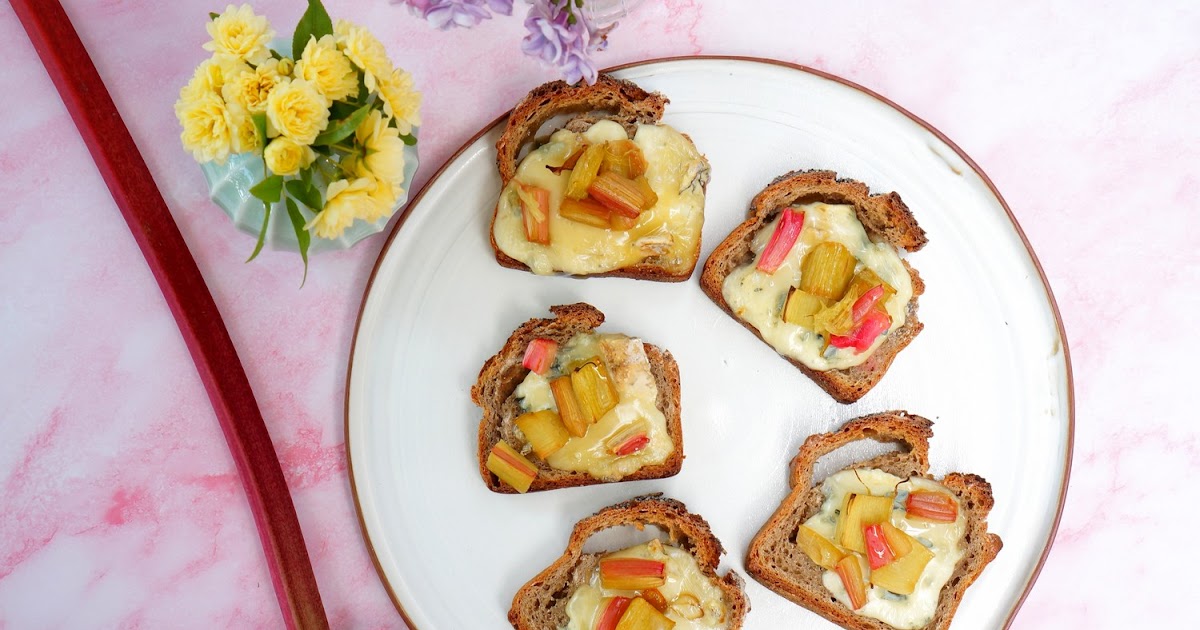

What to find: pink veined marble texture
left=0, top=0, right=1195, bottom=628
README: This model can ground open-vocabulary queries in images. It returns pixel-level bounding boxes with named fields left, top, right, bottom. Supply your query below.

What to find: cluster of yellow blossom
left=175, top=4, right=423, bottom=241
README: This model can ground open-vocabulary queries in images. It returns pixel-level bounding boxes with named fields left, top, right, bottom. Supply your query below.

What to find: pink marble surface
left=0, top=0, right=1194, bottom=627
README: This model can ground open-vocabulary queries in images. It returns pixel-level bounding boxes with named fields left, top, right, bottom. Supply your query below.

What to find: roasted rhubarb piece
left=641, top=588, right=670, bottom=613
left=521, top=338, right=558, bottom=375
left=836, top=494, right=893, bottom=553
left=514, top=410, right=570, bottom=458
left=610, top=213, right=638, bottom=230
left=601, top=139, right=648, bottom=179
left=829, top=310, right=891, bottom=353
left=631, top=176, right=659, bottom=212
left=516, top=183, right=550, bottom=245
left=559, top=197, right=611, bottom=228
left=906, top=491, right=960, bottom=522
left=879, top=521, right=914, bottom=558
left=565, top=143, right=605, bottom=200
left=796, top=525, right=845, bottom=570
left=570, top=358, right=620, bottom=423
left=597, top=596, right=633, bottom=630
left=599, top=558, right=667, bottom=590
left=606, top=420, right=650, bottom=456
left=799, top=241, right=856, bottom=300
left=756, top=209, right=805, bottom=273
left=485, top=442, right=537, bottom=493
left=615, top=596, right=676, bottom=630
left=834, top=555, right=868, bottom=611
left=870, top=542, right=934, bottom=595
left=783, top=289, right=830, bottom=328
left=549, top=376, right=589, bottom=438
left=862, top=523, right=896, bottom=570
left=589, top=171, right=648, bottom=219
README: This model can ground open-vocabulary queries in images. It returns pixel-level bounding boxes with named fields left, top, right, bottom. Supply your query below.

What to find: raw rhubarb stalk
left=599, top=558, right=667, bottom=590
left=521, top=338, right=558, bottom=375
left=756, top=209, right=805, bottom=273
left=906, top=491, right=959, bottom=522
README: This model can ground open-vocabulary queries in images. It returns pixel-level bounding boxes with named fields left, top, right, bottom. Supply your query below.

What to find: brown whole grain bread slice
left=509, top=494, right=749, bottom=629
left=471, top=303, right=683, bottom=493
left=700, top=169, right=929, bottom=403
left=490, top=74, right=707, bottom=282
left=746, top=412, right=1002, bottom=630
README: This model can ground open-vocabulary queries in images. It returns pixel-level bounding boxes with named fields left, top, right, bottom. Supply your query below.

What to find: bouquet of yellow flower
left=175, top=1, right=421, bottom=274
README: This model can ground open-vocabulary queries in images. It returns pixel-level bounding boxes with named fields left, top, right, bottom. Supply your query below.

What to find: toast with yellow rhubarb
left=746, top=412, right=1001, bottom=630
left=509, top=494, right=748, bottom=630
left=491, top=74, right=710, bottom=280
left=472, top=303, right=683, bottom=493
left=700, top=170, right=927, bottom=403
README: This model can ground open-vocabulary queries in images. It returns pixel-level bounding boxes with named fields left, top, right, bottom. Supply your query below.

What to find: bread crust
left=745, top=412, right=1003, bottom=630
left=508, top=494, right=749, bottom=629
left=699, top=170, right=928, bottom=403
left=471, top=303, right=684, bottom=493
left=490, top=74, right=704, bottom=282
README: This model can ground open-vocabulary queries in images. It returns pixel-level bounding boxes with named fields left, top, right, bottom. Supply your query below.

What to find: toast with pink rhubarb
left=509, top=494, right=748, bottom=629
left=472, top=303, right=683, bottom=493
left=700, top=170, right=927, bottom=403
left=491, top=75, right=710, bottom=280
left=746, top=412, right=1001, bottom=630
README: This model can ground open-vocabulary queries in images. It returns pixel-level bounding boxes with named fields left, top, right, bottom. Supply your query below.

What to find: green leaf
left=285, top=198, right=311, bottom=287
left=250, top=174, right=284, bottom=204
left=285, top=179, right=323, bottom=211
left=292, top=0, right=333, bottom=59
left=246, top=197, right=272, bottom=262
left=209, top=12, right=220, bottom=20
left=252, top=113, right=268, bottom=148
left=400, top=133, right=417, bottom=146
left=312, top=103, right=372, bottom=146
left=328, top=100, right=358, bottom=120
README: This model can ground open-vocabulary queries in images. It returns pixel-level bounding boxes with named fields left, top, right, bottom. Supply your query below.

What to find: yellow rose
left=265, top=78, right=329, bottom=145
left=334, top=20, right=392, bottom=92
left=348, top=110, right=406, bottom=192
left=178, top=55, right=249, bottom=104
left=263, top=137, right=316, bottom=176
left=222, top=58, right=287, bottom=114
left=228, top=103, right=261, bottom=154
left=305, top=177, right=374, bottom=239
left=177, top=92, right=236, bottom=164
left=377, top=68, right=422, bottom=135
left=203, top=4, right=274, bottom=66
left=359, top=175, right=401, bottom=223
left=295, top=35, right=359, bottom=104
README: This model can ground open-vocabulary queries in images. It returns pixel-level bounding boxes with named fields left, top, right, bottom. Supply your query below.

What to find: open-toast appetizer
left=510, top=494, right=749, bottom=629
left=492, top=75, right=710, bottom=280
left=472, top=304, right=683, bottom=493
left=700, top=170, right=927, bottom=403
left=746, top=412, right=1001, bottom=630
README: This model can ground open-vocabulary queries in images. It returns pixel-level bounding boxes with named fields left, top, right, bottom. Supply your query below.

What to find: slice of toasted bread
left=471, top=303, right=683, bottom=493
left=746, top=412, right=1002, bottom=630
left=509, top=494, right=749, bottom=629
left=700, top=169, right=929, bottom=403
left=491, top=75, right=706, bottom=282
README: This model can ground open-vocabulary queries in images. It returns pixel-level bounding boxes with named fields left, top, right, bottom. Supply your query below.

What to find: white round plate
left=346, top=58, right=1072, bottom=629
